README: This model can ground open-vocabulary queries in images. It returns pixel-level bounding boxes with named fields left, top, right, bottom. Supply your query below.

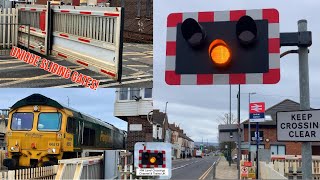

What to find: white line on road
left=99, top=78, right=152, bottom=87
left=52, top=74, right=152, bottom=88
left=172, top=160, right=199, bottom=171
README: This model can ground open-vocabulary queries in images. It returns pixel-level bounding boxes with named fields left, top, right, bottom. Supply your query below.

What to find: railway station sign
left=249, top=102, right=265, bottom=122
left=277, top=110, right=320, bottom=141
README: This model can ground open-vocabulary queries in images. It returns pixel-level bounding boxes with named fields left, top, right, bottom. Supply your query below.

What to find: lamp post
left=248, top=92, right=256, bottom=161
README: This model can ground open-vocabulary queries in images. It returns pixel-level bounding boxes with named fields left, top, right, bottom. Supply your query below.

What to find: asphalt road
left=0, top=43, right=152, bottom=88
left=171, top=156, right=219, bottom=180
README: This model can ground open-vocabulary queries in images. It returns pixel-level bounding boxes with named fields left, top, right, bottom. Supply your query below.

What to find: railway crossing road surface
left=0, top=43, right=153, bottom=88
left=171, top=156, right=219, bottom=180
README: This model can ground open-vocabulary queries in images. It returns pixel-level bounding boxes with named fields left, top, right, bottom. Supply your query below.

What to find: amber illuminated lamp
left=149, top=157, right=157, bottom=164
left=208, top=39, right=231, bottom=66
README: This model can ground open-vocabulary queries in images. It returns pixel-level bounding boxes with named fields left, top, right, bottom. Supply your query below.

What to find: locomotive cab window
left=66, top=117, right=76, bottom=134
left=11, top=112, right=34, bottom=131
left=37, top=112, right=62, bottom=131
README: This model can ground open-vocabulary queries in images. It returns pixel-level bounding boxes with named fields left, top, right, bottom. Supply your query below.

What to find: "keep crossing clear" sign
left=277, top=110, right=320, bottom=141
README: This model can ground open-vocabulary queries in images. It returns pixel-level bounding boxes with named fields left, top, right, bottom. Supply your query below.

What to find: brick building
left=114, top=88, right=171, bottom=151
left=242, top=99, right=320, bottom=156
left=110, top=0, right=152, bottom=43
left=169, top=123, right=194, bottom=159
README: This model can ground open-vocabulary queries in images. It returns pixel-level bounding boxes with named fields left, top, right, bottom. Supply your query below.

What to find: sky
left=0, top=88, right=128, bottom=130
left=153, top=0, right=320, bottom=143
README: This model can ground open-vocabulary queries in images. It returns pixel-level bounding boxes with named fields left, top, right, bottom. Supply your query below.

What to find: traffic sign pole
left=256, top=122, right=259, bottom=179
left=298, top=19, right=312, bottom=180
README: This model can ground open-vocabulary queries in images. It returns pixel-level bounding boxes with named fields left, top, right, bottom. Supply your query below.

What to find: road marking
left=198, top=163, right=214, bottom=180
left=52, top=74, right=152, bottom=88
left=126, top=64, right=149, bottom=68
left=172, top=160, right=199, bottom=171
left=0, top=67, right=84, bottom=87
left=99, top=78, right=152, bottom=87
left=123, top=52, right=145, bottom=55
left=0, top=60, right=24, bottom=64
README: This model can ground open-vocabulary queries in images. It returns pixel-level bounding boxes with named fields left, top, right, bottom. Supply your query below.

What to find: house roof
left=179, top=133, right=194, bottom=142
left=152, top=110, right=167, bottom=125
left=242, top=99, right=309, bottom=126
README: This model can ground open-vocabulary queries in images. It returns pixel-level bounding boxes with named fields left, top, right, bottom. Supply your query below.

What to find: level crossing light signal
left=165, top=9, right=280, bottom=85
left=141, top=152, right=164, bottom=166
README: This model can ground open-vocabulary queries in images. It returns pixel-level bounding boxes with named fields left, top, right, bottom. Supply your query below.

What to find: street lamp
left=248, top=92, right=256, bottom=161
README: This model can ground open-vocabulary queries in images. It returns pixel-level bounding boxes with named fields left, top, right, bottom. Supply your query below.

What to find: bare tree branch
left=217, top=113, right=237, bottom=125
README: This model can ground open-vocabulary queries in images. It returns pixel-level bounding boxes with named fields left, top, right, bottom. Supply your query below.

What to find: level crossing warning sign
left=241, top=166, right=248, bottom=178
left=277, top=110, right=320, bottom=141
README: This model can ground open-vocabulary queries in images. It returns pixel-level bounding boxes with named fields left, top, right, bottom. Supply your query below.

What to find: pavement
left=0, top=43, right=152, bottom=88
left=171, top=156, right=219, bottom=180
left=215, top=156, right=238, bottom=180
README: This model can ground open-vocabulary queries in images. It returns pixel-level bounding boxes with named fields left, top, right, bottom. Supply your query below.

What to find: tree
left=217, top=113, right=237, bottom=125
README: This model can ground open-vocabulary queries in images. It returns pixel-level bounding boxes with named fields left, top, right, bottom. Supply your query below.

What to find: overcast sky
left=153, top=0, right=320, bottom=143
left=0, top=88, right=127, bottom=131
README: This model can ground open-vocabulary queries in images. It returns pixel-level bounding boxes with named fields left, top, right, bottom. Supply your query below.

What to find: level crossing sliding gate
left=15, top=3, right=124, bottom=81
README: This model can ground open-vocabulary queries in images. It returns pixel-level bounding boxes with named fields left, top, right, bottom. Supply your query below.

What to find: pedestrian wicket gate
left=1, top=3, right=124, bottom=81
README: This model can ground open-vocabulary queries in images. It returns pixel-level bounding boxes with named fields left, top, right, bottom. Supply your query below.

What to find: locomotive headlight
left=33, top=105, right=40, bottom=112
left=57, top=133, right=63, bottom=139
left=47, top=148, right=56, bottom=154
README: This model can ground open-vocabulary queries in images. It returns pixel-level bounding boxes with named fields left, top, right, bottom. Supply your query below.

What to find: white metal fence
left=0, top=165, right=58, bottom=180
left=0, top=8, right=18, bottom=50
left=55, top=156, right=103, bottom=179
left=270, top=155, right=320, bottom=179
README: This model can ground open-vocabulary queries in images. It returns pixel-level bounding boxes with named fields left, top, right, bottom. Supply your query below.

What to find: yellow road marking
left=0, top=59, right=65, bottom=69
left=199, top=163, right=214, bottom=180
left=0, top=60, right=23, bottom=64
left=126, top=64, right=150, bottom=68
left=0, top=67, right=84, bottom=87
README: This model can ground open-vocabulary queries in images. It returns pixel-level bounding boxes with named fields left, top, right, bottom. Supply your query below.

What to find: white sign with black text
left=277, top=110, right=320, bottom=141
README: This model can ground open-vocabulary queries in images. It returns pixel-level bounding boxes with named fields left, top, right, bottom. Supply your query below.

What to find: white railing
left=271, top=155, right=320, bottom=179
left=0, top=165, right=58, bottom=180
left=55, top=156, right=103, bottom=179
left=259, top=161, right=287, bottom=180
left=0, top=8, right=18, bottom=50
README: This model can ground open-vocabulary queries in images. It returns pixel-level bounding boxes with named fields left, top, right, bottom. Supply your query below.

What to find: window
left=250, top=145, right=265, bottom=152
left=136, top=0, right=141, bottom=18
left=251, top=131, right=264, bottom=141
left=146, top=0, right=152, bottom=19
left=11, top=113, right=33, bottom=131
left=38, top=113, right=62, bottom=131
left=83, top=127, right=95, bottom=146
left=67, top=117, right=75, bottom=134
left=144, top=88, right=152, bottom=98
left=119, top=88, right=129, bottom=100
left=271, top=145, right=286, bottom=155
left=118, top=88, right=141, bottom=101
left=130, top=88, right=140, bottom=100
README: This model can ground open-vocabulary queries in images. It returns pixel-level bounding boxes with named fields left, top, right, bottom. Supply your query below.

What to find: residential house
left=169, top=123, right=194, bottom=159
left=242, top=99, right=320, bottom=156
left=114, top=88, right=171, bottom=151
left=169, top=123, right=180, bottom=159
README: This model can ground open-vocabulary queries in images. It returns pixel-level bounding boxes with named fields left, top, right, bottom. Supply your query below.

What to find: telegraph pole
left=237, top=85, right=241, bottom=179
left=298, top=19, right=312, bottom=180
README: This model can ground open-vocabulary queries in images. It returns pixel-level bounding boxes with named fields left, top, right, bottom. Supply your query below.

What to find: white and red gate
left=15, top=3, right=124, bottom=81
